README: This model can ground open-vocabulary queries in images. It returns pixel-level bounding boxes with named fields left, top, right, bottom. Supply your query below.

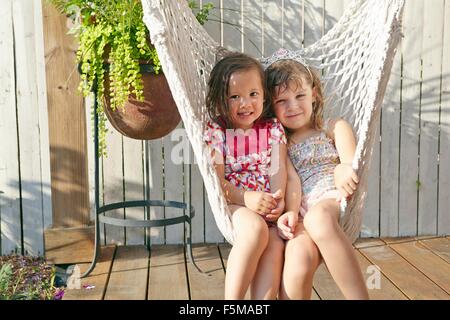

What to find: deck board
left=354, top=249, right=407, bottom=300
left=381, top=235, right=437, bottom=244
left=104, top=245, right=149, bottom=300
left=148, top=245, right=189, bottom=300
left=353, top=238, right=386, bottom=249
left=187, top=245, right=225, bottom=300
left=389, top=241, right=450, bottom=294
left=63, top=245, right=116, bottom=300
left=313, top=263, right=344, bottom=300
left=419, top=237, right=450, bottom=263
left=60, top=238, right=450, bottom=300
left=360, top=244, right=449, bottom=299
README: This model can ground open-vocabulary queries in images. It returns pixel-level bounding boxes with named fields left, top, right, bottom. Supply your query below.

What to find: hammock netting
left=141, top=0, right=405, bottom=244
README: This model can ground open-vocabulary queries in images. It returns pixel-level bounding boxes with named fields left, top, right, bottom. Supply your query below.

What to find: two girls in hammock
left=204, top=51, right=368, bottom=300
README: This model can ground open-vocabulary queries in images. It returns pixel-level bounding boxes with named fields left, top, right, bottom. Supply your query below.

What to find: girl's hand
left=334, top=163, right=359, bottom=201
left=265, top=190, right=284, bottom=222
left=277, top=211, right=298, bottom=240
left=244, top=191, right=278, bottom=216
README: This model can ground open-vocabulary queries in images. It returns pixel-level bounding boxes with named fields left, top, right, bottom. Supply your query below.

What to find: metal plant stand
left=81, top=69, right=202, bottom=278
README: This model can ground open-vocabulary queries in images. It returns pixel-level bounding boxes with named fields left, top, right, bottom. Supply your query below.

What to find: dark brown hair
left=265, top=59, right=324, bottom=131
left=206, top=52, right=268, bottom=128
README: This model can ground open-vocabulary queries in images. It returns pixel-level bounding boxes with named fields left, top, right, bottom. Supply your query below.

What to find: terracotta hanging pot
left=103, top=70, right=181, bottom=140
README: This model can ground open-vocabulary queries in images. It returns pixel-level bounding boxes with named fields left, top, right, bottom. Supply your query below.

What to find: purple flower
left=54, top=288, right=65, bottom=300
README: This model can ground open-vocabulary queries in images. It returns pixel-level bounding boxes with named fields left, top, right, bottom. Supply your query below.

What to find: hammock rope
left=141, top=0, right=405, bottom=244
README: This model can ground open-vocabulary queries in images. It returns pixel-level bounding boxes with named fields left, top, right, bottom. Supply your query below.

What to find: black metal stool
left=81, top=67, right=202, bottom=278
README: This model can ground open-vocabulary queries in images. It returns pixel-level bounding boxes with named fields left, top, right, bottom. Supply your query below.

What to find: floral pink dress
left=204, top=118, right=287, bottom=193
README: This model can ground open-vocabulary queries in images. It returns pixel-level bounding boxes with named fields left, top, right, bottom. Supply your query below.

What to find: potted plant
left=48, top=0, right=213, bottom=155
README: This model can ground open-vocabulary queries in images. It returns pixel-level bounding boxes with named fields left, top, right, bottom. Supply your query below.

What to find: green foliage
left=0, top=256, right=59, bottom=300
left=48, top=0, right=213, bottom=156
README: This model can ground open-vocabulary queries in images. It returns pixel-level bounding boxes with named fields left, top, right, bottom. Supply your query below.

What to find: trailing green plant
left=49, top=0, right=214, bottom=156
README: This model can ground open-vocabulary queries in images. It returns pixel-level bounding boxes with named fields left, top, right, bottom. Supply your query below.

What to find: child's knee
left=303, top=203, right=339, bottom=242
left=285, top=254, right=317, bottom=282
left=234, top=214, right=269, bottom=247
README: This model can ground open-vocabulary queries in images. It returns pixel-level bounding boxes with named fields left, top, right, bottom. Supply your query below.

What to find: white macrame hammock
left=141, top=0, right=405, bottom=244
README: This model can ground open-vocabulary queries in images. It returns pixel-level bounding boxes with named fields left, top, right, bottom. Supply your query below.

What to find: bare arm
left=265, top=143, right=288, bottom=220
left=277, top=157, right=302, bottom=239
left=284, top=156, right=302, bottom=213
left=327, top=118, right=356, bottom=164
left=268, top=143, right=287, bottom=198
left=327, top=118, right=359, bottom=199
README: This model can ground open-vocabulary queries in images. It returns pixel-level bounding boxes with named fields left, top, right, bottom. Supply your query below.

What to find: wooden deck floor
left=63, top=236, right=450, bottom=300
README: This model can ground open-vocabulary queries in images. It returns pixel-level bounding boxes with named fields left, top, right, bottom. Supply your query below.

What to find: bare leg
left=279, top=220, right=321, bottom=300
left=303, top=199, right=369, bottom=300
left=250, top=226, right=285, bottom=299
left=225, top=205, right=269, bottom=300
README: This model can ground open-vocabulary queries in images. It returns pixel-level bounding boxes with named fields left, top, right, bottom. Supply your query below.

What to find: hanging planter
left=49, top=0, right=213, bottom=155
left=103, top=63, right=181, bottom=140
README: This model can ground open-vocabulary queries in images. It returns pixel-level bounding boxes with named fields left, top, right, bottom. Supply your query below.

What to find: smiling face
left=227, top=68, right=265, bottom=130
left=272, top=79, right=316, bottom=133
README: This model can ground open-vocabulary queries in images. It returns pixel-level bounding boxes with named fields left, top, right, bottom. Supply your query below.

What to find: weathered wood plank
left=187, top=244, right=225, bottom=299
left=379, top=43, right=401, bottom=237
left=353, top=238, right=385, bottom=249
left=163, top=123, right=185, bottom=244
left=361, top=121, right=380, bottom=238
left=398, top=0, right=422, bottom=236
left=262, top=0, right=283, bottom=56
left=123, top=138, right=145, bottom=245
left=188, top=149, right=205, bottom=244
left=381, top=235, right=438, bottom=245
left=243, top=0, right=263, bottom=57
left=324, top=0, right=343, bottom=34
left=34, top=0, right=52, bottom=235
left=103, top=126, right=125, bottom=245
left=63, top=245, right=116, bottom=300
left=148, top=139, right=164, bottom=245
left=13, top=0, right=48, bottom=255
left=104, top=245, right=149, bottom=300
left=222, top=0, right=242, bottom=52
left=42, top=1, right=89, bottom=234
left=283, top=0, right=302, bottom=50
left=418, top=0, right=444, bottom=235
left=148, top=245, right=189, bottom=300
left=311, top=288, right=321, bottom=300
left=44, top=226, right=94, bottom=265
left=419, top=237, right=450, bottom=264
left=303, top=0, right=324, bottom=48
left=0, top=0, right=21, bottom=255
left=360, top=245, right=448, bottom=299
left=389, top=241, right=450, bottom=294
left=438, top=0, right=450, bottom=235
left=85, top=95, right=96, bottom=229
left=203, top=0, right=221, bottom=45
left=355, top=249, right=407, bottom=300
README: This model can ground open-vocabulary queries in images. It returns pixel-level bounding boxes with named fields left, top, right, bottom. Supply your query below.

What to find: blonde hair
left=264, top=59, right=324, bottom=131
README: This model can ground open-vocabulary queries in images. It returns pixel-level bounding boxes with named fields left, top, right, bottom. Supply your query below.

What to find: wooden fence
left=0, top=0, right=449, bottom=256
